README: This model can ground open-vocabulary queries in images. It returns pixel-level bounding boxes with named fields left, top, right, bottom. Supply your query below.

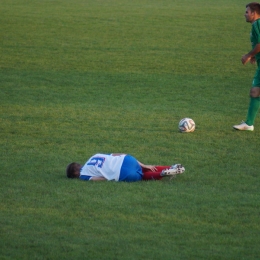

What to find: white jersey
left=80, top=153, right=126, bottom=181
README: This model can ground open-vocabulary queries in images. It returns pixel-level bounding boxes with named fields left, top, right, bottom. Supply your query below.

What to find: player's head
left=246, top=2, right=260, bottom=14
left=245, top=2, right=260, bottom=23
left=66, top=162, right=81, bottom=178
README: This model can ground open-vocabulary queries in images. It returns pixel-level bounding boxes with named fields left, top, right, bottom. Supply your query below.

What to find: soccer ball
left=178, top=118, right=195, bottom=133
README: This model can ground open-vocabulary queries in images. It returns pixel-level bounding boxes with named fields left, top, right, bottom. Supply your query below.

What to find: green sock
left=246, top=96, right=260, bottom=126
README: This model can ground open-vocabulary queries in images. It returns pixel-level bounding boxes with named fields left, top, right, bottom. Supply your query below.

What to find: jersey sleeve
left=79, top=175, right=92, bottom=181
left=252, top=22, right=260, bottom=43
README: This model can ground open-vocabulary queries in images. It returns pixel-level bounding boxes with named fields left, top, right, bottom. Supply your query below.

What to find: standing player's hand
left=250, top=56, right=256, bottom=64
left=241, top=54, right=252, bottom=65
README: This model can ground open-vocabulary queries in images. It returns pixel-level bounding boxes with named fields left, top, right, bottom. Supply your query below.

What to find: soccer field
left=1, top=0, right=259, bottom=259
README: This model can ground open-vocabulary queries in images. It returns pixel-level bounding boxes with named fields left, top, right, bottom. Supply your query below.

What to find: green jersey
left=251, top=19, right=260, bottom=65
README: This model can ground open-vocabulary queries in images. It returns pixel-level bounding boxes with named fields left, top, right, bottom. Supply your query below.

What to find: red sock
left=141, top=166, right=170, bottom=180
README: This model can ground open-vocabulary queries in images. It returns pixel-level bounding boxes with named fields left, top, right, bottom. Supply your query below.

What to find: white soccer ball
left=178, top=118, right=195, bottom=133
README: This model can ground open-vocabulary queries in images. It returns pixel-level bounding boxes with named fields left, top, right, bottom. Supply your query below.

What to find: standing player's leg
left=246, top=86, right=260, bottom=126
left=233, top=69, right=260, bottom=131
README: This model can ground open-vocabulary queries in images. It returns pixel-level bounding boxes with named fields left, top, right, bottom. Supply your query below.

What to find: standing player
left=233, top=2, right=260, bottom=131
left=66, top=153, right=185, bottom=182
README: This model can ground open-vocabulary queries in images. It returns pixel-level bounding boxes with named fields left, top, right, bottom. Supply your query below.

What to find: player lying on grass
left=66, top=153, right=185, bottom=182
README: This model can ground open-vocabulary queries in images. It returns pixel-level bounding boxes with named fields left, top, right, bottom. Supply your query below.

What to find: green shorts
left=252, top=68, right=260, bottom=87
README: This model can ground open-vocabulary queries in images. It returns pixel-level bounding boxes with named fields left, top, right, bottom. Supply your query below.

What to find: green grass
left=1, top=0, right=260, bottom=259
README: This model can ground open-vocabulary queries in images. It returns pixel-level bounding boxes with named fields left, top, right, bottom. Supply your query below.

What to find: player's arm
left=137, top=161, right=157, bottom=172
left=242, top=43, right=260, bottom=64
left=90, top=177, right=107, bottom=181
left=250, top=56, right=256, bottom=64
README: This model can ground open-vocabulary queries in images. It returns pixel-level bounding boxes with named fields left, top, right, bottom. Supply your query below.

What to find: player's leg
left=141, top=165, right=185, bottom=180
left=246, top=87, right=260, bottom=126
left=233, top=69, right=260, bottom=131
left=141, top=166, right=169, bottom=180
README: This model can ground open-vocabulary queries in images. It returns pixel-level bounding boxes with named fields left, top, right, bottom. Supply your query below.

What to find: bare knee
left=250, top=87, right=260, bottom=97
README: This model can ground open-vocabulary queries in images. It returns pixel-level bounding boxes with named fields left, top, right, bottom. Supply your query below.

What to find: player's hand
left=143, top=165, right=157, bottom=172
left=250, top=56, right=256, bottom=64
left=241, top=54, right=252, bottom=65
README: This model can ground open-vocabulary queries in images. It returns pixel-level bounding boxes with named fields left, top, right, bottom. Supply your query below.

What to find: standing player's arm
left=242, top=43, right=260, bottom=65
left=250, top=56, right=256, bottom=64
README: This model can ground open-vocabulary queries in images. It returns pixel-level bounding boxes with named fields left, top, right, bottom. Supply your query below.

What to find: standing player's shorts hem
left=252, top=68, right=260, bottom=87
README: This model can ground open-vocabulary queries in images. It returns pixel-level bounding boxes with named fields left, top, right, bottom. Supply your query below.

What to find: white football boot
left=161, top=164, right=185, bottom=180
left=233, top=121, right=254, bottom=131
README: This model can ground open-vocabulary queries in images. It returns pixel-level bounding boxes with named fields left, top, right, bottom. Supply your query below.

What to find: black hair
left=66, top=162, right=79, bottom=178
left=246, top=2, right=260, bottom=14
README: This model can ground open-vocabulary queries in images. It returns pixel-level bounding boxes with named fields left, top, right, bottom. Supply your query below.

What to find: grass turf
left=1, top=0, right=260, bottom=259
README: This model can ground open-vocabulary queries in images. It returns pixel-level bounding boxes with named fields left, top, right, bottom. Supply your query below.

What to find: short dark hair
left=246, top=2, right=260, bottom=14
left=66, top=162, right=79, bottom=178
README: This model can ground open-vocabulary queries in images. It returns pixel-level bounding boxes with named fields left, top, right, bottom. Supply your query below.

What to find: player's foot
left=161, top=164, right=185, bottom=179
left=233, top=121, right=254, bottom=131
